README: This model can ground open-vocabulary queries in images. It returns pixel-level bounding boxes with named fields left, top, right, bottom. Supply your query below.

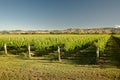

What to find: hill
left=0, top=27, right=120, bottom=34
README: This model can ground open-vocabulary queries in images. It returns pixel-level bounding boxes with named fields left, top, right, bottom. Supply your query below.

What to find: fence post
left=4, top=43, right=7, bottom=55
left=96, top=47, right=99, bottom=63
left=28, top=44, right=31, bottom=58
left=58, top=46, right=62, bottom=62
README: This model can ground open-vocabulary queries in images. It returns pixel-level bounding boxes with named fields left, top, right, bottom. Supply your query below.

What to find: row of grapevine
left=0, top=35, right=110, bottom=57
left=94, top=35, right=111, bottom=53
left=113, top=35, right=120, bottom=40
left=113, top=35, right=120, bottom=45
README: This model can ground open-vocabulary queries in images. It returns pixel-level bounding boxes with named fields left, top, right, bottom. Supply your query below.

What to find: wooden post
left=4, top=43, right=7, bottom=55
left=58, top=46, right=62, bottom=62
left=96, top=47, right=99, bottom=58
left=28, top=44, right=31, bottom=58
left=96, top=47, right=99, bottom=63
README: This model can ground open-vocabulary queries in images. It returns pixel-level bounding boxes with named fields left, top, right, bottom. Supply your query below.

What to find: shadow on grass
left=63, top=45, right=97, bottom=65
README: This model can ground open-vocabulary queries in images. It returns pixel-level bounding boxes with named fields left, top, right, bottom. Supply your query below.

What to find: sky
left=0, top=0, right=120, bottom=30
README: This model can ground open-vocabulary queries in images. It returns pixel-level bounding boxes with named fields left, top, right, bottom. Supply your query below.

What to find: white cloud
left=115, top=25, right=120, bottom=28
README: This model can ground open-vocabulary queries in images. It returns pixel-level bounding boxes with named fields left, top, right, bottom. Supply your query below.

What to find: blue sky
left=0, top=0, right=120, bottom=30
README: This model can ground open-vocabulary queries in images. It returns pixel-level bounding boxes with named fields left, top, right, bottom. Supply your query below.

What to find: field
left=0, top=55, right=120, bottom=80
left=0, top=34, right=120, bottom=80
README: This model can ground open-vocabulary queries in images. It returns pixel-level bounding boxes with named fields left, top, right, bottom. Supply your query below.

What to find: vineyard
left=0, top=35, right=110, bottom=60
left=0, top=34, right=110, bottom=53
left=0, top=34, right=120, bottom=80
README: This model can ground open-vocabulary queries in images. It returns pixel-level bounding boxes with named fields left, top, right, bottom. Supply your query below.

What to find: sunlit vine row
left=94, top=35, right=110, bottom=53
left=0, top=35, right=110, bottom=52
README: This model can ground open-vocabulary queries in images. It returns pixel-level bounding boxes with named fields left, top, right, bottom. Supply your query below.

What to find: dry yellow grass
left=0, top=55, right=120, bottom=80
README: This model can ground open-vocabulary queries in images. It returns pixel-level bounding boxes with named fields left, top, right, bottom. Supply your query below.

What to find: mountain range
left=0, top=27, right=120, bottom=34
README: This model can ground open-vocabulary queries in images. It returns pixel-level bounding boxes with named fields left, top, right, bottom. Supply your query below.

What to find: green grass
left=0, top=55, right=120, bottom=80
